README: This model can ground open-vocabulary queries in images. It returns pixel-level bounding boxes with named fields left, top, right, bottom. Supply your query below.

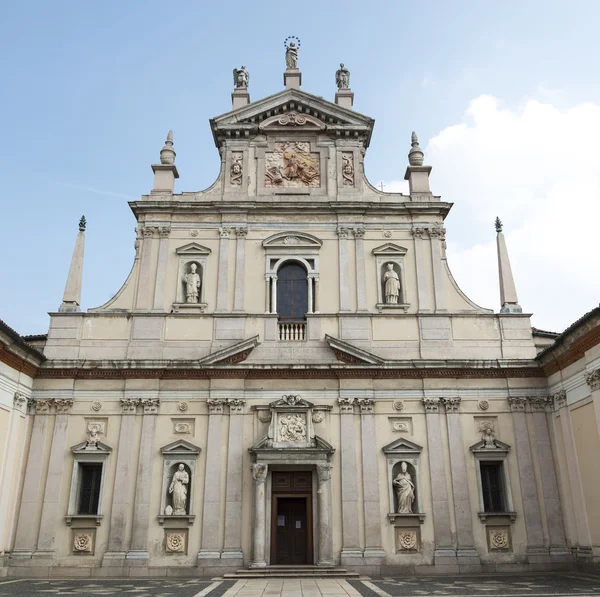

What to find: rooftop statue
left=284, top=36, right=300, bottom=69
left=233, top=65, right=249, bottom=89
left=335, top=63, right=350, bottom=89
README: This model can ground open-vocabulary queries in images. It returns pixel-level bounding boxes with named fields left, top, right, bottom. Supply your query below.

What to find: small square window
left=77, top=463, right=103, bottom=515
left=480, top=461, right=506, bottom=513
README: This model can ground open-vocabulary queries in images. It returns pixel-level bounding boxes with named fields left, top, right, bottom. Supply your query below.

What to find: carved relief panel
left=265, top=142, right=320, bottom=188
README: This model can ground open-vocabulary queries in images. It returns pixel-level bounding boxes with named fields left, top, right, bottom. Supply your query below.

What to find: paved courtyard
left=2, top=575, right=600, bottom=597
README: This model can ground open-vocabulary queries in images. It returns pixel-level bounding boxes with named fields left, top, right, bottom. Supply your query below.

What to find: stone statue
left=335, top=63, right=350, bottom=89
left=168, top=463, right=189, bottom=515
left=233, top=66, right=249, bottom=89
left=285, top=42, right=299, bottom=69
left=183, top=263, right=201, bottom=303
left=85, top=423, right=101, bottom=449
left=393, top=462, right=415, bottom=514
left=384, top=263, right=401, bottom=304
left=483, top=427, right=496, bottom=449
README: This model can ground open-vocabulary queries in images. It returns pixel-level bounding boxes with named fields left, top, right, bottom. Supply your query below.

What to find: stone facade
left=1, top=55, right=598, bottom=578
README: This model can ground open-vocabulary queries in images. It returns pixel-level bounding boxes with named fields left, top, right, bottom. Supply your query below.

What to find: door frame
left=270, top=492, right=313, bottom=565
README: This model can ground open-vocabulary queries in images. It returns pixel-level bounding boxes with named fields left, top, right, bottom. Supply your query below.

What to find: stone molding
left=442, top=397, right=461, bottom=412
left=507, top=396, right=527, bottom=411
left=422, top=397, right=440, bottom=413
left=585, top=368, right=600, bottom=391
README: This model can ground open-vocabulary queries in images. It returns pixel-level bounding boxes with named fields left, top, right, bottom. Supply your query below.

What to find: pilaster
left=337, top=227, right=351, bottom=312
left=135, top=226, right=158, bottom=311
left=316, top=463, right=334, bottom=566
left=250, top=463, right=268, bottom=568
left=152, top=227, right=171, bottom=311
left=216, top=227, right=232, bottom=312
left=233, top=227, right=248, bottom=313
left=412, top=227, right=430, bottom=312
left=430, top=227, right=447, bottom=312
left=353, top=227, right=368, bottom=312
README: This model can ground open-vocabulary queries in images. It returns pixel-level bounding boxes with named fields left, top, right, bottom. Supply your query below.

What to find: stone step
left=220, top=566, right=362, bottom=579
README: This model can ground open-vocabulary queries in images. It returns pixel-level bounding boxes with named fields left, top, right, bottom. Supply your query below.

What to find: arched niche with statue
left=173, top=243, right=211, bottom=312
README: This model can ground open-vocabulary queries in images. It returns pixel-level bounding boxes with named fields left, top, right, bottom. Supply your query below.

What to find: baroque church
left=2, top=42, right=600, bottom=578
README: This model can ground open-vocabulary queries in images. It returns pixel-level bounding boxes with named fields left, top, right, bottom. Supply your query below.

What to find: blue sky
left=1, top=1, right=599, bottom=335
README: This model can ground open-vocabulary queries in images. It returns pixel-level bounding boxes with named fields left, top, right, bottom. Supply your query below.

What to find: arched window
left=276, top=262, right=308, bottom=321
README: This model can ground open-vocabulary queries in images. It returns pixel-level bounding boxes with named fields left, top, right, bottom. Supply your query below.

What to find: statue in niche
left=278, top=413, right=307, bottom=442
left=393, top=461, right=415, bottom=514
left=384, top=263, right=401, bottom=304
left=232, top=65, right=249, bottom=89
left=168, top=463, right=189, bottom=515
left=183, top=263, right=201, bottom=303
left=335, top=63, right=350, bottom=89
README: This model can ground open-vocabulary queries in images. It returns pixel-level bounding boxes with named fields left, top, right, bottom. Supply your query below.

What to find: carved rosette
left=252, top=463, right=268, bottom=484
left=120, top=398, right=138, bottom=414
left=72, top=532, right=93, bottom=554
left=141, top=398, right=160, bottom=414
left=488, top=527, right=510, bottom=551
left=165, top=531, right=186, bottom=553
left=174, top=422, right=191, bottom=434
left=397, top=530, right=418, bottom=551
left=91, top=401, right=102, bottom=412
left=585, top=368, right=600, bottom=391
left=478, top=400, right=490, bottom=411
left=356, top=398, right=375, bottom=414
left=393, top=400, right=404, bottom=411
left=207, top=399, right=225, bottom=414
left=507, top=396, right=527, bottom=412
left=422, top=397, right=440, bottom=413
left=528, top=396, right=550, bottom=412
left=552, top=390, right=567, bottom=410
left=443, top=397, right=461, bottom=413
left=338, top=397, right=355, bottom=414
left=278, top=112, right=307, bottom=126
left=227, top=398, right=246, bottom=414
left=178, top=401, right=189, bottom=412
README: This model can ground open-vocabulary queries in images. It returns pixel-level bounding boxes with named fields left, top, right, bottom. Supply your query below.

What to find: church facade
left=2, top=46, right=600, bottom=578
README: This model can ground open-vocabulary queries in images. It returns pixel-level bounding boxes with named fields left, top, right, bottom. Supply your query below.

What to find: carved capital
left=443, top=397, right=461, bottom=412
left=552, top=390, right=567, bottom=410
left=219, top=227, right=233, bottom=239
left=252, top=463, right=268, bottom=484
left=34, top=399, right=52, bottom=414
left=54, top=398, right=74, bottom=413
left=120, top=398, right=139, bottom=414
left=429, top=226, right=446, bottom=240
left=235, top=226, right=248, bottom=238
left=411, top=227, right=426, bottom=239
left=13, top=392, right=27, bottom=409
left=159, top=227, right=171, bottom=238
left=422, top=397, right=441, bottom=413
left=507, top=396, right=527, bottom=412
left=316, top=463, right=332, bottom=484
left=227, top=398, right=246, bottom=414
left=528, top=396, right=550, bottom=412
left=142, top=226, right=158, bottom=237
left=207, top=399, right=225, bottom=414
left=338, top=397, right=355, bottom=414
left=356, top=398, right=375, bottom=414
left=141, top=398, right=160, bottom=414
left=352, top=226, right=365, bottom=239
left=585, top=368, right=600, bottom=392
left=336, top=226, right=349, bottom=239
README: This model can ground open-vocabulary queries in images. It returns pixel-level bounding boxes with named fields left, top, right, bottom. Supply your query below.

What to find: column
left=507, top=397, right=545, bottom=554
left=430, top=227, right=446, bottom=312
left=35, top=399, right=73, bottom=558
left=444, top=398, right=479, bottom=563
left=423, top=398, right=454, bottom=562
left=127, top=398, right=159, bottom=564
left=353, top=227, right=368, bottom=312
left=338, top=398, right=361, bottom=560
left=337, top=226, right=351, bottom=312
left=307, top=275, right=314, bottom=314
left=199, top=399, right=224, bottom=560
left=316, top=463, right=334, bottom=566
left=552, top=390, right=592, bottom=556
left=152, top=227, right=171, bottom=311
left=12, top=400, right=52, bottom=557
left=102, top=400, right=137, bottom=564
left=135, top=226, right=156, bottom=311
left=357, top=398, right=385, bottom=558
left=233, top=227, right=247, bottom=313
left=216, top=227, right=231, bottom=312
left=264, top=278, right=271, bottom=313
left=222, top=398, right=246, bottom=561
left=412, top=228, right=430, bottom=312
left=270, top=275, right=278, bottom=314
left=527, top=397, right=568, bottom=554
left=314, top=277, right=320, bottom=313
left=250, top=463, right=268, bottom=568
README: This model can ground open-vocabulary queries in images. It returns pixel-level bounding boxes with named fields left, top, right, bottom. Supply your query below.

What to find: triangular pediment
left=176, top=242, right=212, bottom=256
left=372, top=243, right=408, bottom=256
left=263, top=232, right=322, bottom=249
left=198, top=335, right=260, bottom=366
left=382, top=438, right=423, bottom=455
left=71, top=440, right=112, bottom=455
left=470, top=439, right=511, bottom=455
left=161, top=439, right=201, bottom=455
left=324, top=335, right=385, bottom=365
left=211, top=88, right=374, bottom=147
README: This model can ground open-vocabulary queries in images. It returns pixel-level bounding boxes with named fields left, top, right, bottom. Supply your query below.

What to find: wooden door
left=275, top=498, right=308, bottom=565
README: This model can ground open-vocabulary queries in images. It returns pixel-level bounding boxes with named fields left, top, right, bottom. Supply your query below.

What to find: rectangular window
left=77, top=463, right=102, bottom=515
left=480, top=462, right=506, bottom=512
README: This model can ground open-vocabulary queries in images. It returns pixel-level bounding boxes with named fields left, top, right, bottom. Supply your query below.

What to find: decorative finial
left=284, top=36, right=301, bottom=69
left=495, top=217, right=503, bottom=233
left=335, top=63, right=350, bottom=90
left=233, top=65, right=249, bottom=89
left=160, top=130, right=176, bottom=165
left=408, top=131, right=424, bottom=167
left=79, top=215, right=86, bottom=232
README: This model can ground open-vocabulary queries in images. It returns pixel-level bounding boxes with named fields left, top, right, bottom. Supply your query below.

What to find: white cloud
left=422, top=95, right=600, bottom=332
left=383, top=97, right=600, bottom=331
